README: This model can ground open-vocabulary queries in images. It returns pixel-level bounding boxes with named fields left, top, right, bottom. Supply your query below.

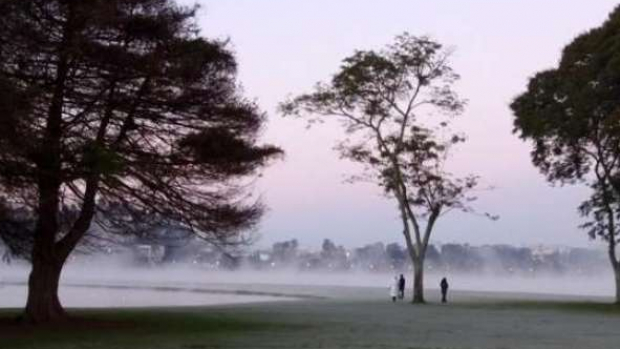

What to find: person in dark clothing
left=398, top=274, right=405, bottom=300
left=440, top=277, right=449, bottom=303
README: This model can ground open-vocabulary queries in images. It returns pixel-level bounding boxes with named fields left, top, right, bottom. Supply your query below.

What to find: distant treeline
left=247, top=240, right=609, bottom=276
left=100, top=238, right=609, bottom=276
left=1, top=237, right=607, bottom=276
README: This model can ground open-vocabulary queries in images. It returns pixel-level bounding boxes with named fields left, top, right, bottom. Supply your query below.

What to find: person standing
left=440, top=277, right=449, bottom=303
left=389, top=276, right=399, bottom=302
left=398, top=274, right=405, bottom=300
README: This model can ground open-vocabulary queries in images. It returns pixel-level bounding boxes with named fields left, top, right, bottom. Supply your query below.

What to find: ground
left=2, top=286, right=620, bottom=349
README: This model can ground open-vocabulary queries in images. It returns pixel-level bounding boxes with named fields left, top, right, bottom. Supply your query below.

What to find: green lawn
left=0, top=308, right=305, bottom=349
left=459, top=300, right=620, bottom=315
left=2, top=299, right=620, bottom=349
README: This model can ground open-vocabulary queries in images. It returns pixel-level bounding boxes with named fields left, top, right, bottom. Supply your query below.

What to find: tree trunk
left=607, top=232, right=620, bottom=305
left=614, top=266, right=620, bottom=305
left=24, top=256, right=65, bottom=324
left=412, top=257, right=425, bottom=304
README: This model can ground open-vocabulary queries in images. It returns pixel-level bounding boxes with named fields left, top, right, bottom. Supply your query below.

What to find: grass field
left=462, top=300, right=620, bottom=315
left=0, top=307, right=304, bottom=349
left=3, top=288, right=620, bottom=349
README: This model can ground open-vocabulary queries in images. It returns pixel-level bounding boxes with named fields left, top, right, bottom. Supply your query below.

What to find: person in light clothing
left=389, top=276, right=399, bottom=302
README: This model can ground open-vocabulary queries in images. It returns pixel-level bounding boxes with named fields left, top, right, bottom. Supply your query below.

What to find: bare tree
left=282, top=34, right=488, bottom=303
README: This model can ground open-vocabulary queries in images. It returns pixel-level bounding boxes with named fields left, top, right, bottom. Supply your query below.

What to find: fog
left=1, top=257, right=615, bottom=309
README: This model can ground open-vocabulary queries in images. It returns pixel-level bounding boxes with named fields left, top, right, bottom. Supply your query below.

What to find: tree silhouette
left=282, top=33, right=487, bottom=303
left=511, top=6, right=620, bottom=304
left=0, top=0, right=280, bottom=323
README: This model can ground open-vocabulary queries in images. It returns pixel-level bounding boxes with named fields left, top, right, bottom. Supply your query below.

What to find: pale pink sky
left=182, top=0, right=617, bottom=248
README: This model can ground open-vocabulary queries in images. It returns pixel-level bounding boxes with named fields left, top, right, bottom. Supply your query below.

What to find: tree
left=0, top=0, right=280, bottom=323
left=353, top=242, right=388, bottom=272
left=272, top=239, right=299, bottom=265
left=321, top=239, right=338, bottom=259
left=511, top=6, right=620, bottom=304
left=385, top=242, right=408, bottom=270
left=320, top=239, right=349, bottom=270
left=282, top=33, right=486, bottom=303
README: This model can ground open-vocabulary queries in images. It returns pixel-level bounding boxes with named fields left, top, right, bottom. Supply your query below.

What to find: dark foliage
left=511, top=5, right=620, bottom=302
left=0, top=0, right=280, bottom=322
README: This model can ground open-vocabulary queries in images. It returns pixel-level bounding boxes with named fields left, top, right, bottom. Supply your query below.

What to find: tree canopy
left=511, top=5, right=620, bottom=303
left=0, top=0, right=280, bottom=322
left=282, top=33, right=484, bottom=303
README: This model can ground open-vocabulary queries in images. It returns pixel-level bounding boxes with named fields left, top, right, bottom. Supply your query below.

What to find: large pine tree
left=0, top=0, right=280, bottom=323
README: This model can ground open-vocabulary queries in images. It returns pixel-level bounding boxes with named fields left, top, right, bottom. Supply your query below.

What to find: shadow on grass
left=460, top=301, right=620, bottom=316
left=0, top=308, right=306, bottom=349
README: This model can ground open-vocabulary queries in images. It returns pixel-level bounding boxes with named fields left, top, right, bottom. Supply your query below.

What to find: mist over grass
left=1, top=252, right=616, bottom=310
left=2, top=286, right=620, bottom=349
left=2, top=254, right=619, bottom=349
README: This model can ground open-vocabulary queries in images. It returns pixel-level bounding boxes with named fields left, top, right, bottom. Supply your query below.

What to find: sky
left=180, top=0, right=618, bottom=249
